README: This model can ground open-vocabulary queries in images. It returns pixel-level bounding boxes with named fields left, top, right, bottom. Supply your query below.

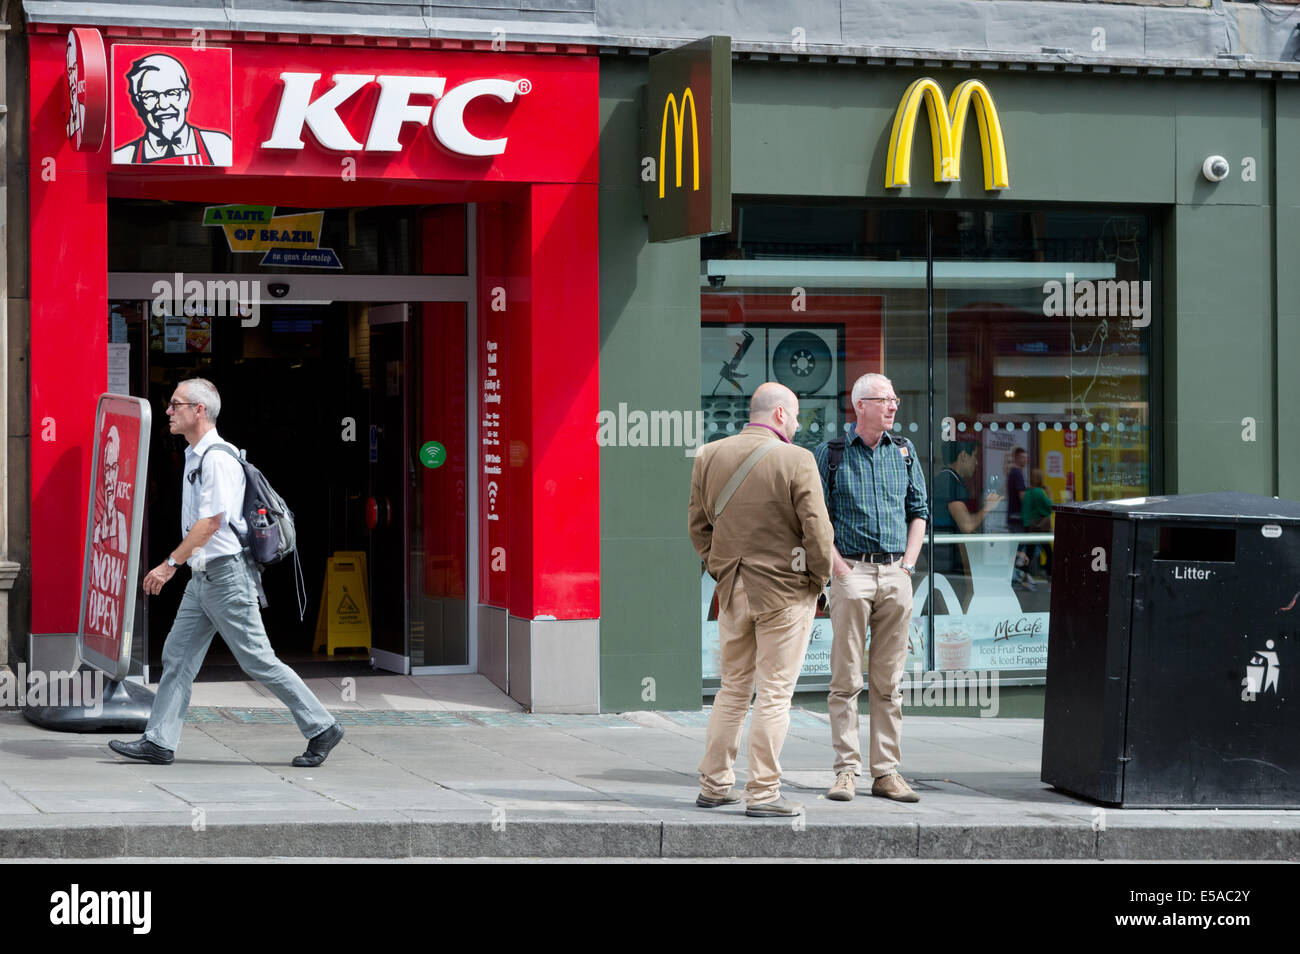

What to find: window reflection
left=699, top=205, right=1153, bottom=681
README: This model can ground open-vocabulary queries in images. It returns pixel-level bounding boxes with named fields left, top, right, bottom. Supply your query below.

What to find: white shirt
left=182, top=429, right=248, bottom=569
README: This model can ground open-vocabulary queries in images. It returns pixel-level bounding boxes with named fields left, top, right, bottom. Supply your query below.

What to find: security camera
left=707, top=274, right=725, bottom=288
left=1202, top=155, right=1230, bottom=183
left=268, top=282, right=290, bottom=298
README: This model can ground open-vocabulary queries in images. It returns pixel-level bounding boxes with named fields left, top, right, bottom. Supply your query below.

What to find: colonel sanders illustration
left=94, top=426, right=129, bottom=554
left=111, top=53, right=232, bottom=166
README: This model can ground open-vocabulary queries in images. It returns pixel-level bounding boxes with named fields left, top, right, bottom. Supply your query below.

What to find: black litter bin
left=1042, top=491, right=1299, bottom=808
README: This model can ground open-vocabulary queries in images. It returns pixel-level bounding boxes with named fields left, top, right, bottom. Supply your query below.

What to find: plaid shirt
left=814, top=430, right=929, bottom=554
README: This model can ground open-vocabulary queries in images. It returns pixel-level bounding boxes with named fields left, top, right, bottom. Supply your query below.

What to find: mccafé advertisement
left=79, top=395, right=151, bottom=682
left=932, top=611, right=1050, bottom=671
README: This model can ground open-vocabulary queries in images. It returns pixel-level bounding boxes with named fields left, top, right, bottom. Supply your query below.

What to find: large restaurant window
left=698, top=202, right=1156, bottom=684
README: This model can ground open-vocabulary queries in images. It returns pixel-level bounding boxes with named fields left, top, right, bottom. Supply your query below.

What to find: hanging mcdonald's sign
left=885, top=78, right=1009, bottom=191
left=659, top=88, right=700, bottom=200
left=644, top=35, right=731, bottom=242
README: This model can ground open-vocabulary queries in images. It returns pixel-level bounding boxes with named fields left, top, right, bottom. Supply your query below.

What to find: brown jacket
left=688, top=425, right=835, bottom=616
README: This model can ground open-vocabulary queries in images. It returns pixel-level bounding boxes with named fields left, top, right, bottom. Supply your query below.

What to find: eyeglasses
left=860, top=397, right=901, bottom=408
left=166, top=400, right=199, bottom=411
left=139, top=88, right=188, bottom=108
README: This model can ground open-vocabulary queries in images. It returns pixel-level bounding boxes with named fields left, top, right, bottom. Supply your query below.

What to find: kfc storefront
left=29, top=25, right=601, bottom=711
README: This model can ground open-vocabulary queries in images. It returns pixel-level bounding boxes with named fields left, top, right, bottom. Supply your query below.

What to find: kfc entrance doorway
left=107, top=264, right=478, bottom=679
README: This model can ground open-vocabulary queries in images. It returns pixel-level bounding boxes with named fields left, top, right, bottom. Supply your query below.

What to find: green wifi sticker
left=419, top=440, right=447, bottom=469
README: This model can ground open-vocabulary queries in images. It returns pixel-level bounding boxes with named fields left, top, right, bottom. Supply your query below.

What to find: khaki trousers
left=827, top=561, right=913, bottom=777
left=699, top=576, right=817, bottom=804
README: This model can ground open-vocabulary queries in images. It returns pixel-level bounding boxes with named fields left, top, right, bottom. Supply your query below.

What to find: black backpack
left=190, top=442, right=306, bottom=617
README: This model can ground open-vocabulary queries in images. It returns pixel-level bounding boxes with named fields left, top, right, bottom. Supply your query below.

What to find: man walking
left=109, top=378, right=343, bottom=767
left=816, top=373, right=928, bottom=803
left=689, top=382, right=834, bottom=817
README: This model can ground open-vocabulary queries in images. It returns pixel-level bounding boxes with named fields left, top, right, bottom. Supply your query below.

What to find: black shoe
left=108, top=737, right=174, bottom=765
left=292, top=723, right=344, bottom=767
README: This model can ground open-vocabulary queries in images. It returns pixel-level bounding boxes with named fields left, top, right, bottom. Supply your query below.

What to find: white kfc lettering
left=262, top=73, right=523, bottom=157
left=263, top=73, right=374, bottom=150
left=366, top=75, right=447, bottom=151
left=430, top=78, right=518, bottom=156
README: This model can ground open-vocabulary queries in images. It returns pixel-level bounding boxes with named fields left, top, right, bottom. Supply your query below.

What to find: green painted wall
left=730, top=65, right=1177, bottom=203
left=1276, top=85, right=1300, bottom=500
left=599, top=60, right=703, bottom=712
left=598, top=58, right=1283, bottom=711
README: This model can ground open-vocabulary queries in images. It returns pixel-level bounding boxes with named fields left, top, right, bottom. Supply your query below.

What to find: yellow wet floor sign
left=314, top=551, right=372, bottom=656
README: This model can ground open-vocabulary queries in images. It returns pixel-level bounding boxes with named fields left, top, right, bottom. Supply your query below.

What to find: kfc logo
left=94, top=425, right=129, bottom=554
left=262, top=73, right=528, bottom=157
left=65, top=28, right=107, bottom=152
left=111, top=45, right=233, bottom=166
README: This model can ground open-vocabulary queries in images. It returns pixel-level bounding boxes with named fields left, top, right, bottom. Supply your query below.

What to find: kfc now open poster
left=79, top=396, right=151, bottom=680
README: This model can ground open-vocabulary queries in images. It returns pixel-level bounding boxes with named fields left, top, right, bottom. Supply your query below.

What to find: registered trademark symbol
left=516, top=78, right=531, bottom=95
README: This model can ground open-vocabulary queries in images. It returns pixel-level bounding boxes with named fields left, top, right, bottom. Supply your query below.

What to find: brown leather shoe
left=696, top=788, right=743, bottom=808
left=826, top=771, right=856, bottom=801
left=871, top=771, right=920, bottom=802
left=746, top=797, right=804, bottom=818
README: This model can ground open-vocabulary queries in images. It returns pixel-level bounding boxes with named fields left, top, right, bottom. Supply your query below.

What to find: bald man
left=688, top=382, right=834, bottom=817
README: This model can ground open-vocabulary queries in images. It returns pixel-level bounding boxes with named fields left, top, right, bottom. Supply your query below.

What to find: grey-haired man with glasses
left=109, top=378, right=342, bottom=767
left=815, top=373, right=928, bottom=803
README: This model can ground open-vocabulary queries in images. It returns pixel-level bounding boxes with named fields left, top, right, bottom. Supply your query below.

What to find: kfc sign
left=79, top=395, right=151, bottom=682
left=111, top=44, right=234, bottom=166
left=262, top=73, right=530, bottom=157
left=66, top=28, right=108, bottom=151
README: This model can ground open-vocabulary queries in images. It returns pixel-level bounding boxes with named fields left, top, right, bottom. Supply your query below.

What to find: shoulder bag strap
left=187, top=443, right=251, bottom=550
left=825, top=438, right=846, bottom=516
left=712, top=440, right=780, bottom=520
left=187, top=442, right=241, bottom=486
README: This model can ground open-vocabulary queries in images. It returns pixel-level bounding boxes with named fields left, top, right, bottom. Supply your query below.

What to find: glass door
left=930, top=209, right=1155, bottom=673
left=409, top=303, right=469, bottom=667
left=367, top=302, right=471, bottom=673
left=366, top=305, right=410, bottom=671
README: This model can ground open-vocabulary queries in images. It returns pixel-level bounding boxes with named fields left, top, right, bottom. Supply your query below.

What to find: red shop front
left=28, top=26, right=601, bottom=711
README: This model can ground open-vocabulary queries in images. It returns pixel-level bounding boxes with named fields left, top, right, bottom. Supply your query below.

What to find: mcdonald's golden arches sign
left=644, top=35, right=731, bottom=242
left=885, top=78, right=1009, bottom=191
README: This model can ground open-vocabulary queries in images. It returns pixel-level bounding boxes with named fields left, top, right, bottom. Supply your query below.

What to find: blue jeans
left=145, top=554, right=334, bottom=752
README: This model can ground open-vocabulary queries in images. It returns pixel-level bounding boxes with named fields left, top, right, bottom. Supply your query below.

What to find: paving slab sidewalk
left=0, top=675, right=1296, bottom=860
